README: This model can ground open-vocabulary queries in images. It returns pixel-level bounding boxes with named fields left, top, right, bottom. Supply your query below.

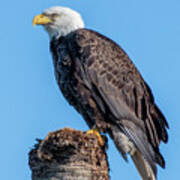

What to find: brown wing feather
left=66, top=29, right=168, bottom=167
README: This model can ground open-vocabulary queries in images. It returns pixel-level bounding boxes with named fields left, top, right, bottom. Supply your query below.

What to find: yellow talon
left=86, top=129, right=104, bottom=146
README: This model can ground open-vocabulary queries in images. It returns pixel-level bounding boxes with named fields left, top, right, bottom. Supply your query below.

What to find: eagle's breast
left=50, top=37, right=76, bottom=106
left=50, top=34, right=109, bottom=130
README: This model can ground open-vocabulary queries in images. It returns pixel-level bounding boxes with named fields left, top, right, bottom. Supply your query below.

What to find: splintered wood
left=29, top=127, right=109, bottom=180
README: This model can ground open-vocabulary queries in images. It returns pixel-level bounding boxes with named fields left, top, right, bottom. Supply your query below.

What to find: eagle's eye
left=51, top=13, right=59, bottom=20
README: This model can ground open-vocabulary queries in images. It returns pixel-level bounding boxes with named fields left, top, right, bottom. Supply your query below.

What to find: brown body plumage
left=50, top=29, right=168, bottom=177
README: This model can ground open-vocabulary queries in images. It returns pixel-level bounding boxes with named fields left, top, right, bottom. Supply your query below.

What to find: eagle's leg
left=86, top=128, right=105, bottom=146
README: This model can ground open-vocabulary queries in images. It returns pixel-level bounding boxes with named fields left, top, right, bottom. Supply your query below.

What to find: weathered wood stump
left=29, top=127, right=109, bottom=180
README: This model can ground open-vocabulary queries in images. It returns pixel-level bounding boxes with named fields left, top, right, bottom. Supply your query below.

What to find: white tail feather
left=131, top=150, right=156, bottom=180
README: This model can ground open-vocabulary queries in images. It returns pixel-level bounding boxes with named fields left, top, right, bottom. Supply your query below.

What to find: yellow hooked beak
left=33, top=14, right=52, bottom=26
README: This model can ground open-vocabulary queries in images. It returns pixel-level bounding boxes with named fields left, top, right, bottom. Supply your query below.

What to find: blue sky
left=0, top=0, right=179, bottom=179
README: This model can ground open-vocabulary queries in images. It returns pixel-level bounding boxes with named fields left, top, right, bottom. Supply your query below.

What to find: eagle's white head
left=33, top=6, right=85, bottom=39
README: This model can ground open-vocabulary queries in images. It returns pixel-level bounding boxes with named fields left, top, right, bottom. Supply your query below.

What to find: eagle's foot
left=86, top=129, right=104, bottom=146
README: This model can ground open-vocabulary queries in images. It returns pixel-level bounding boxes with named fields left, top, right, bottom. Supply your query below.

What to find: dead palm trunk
left=29, top=127, right=109, bottom=180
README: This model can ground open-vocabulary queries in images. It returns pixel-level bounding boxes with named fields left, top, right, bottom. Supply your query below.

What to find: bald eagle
left=33, top=6, right=168, bottom=180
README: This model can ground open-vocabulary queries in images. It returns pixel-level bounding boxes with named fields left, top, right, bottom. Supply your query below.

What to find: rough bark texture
left=29, top=127, right=109, bottom=180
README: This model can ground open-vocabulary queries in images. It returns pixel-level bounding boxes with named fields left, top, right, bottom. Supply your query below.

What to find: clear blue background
left=0, top=0, right=179, bottom=179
